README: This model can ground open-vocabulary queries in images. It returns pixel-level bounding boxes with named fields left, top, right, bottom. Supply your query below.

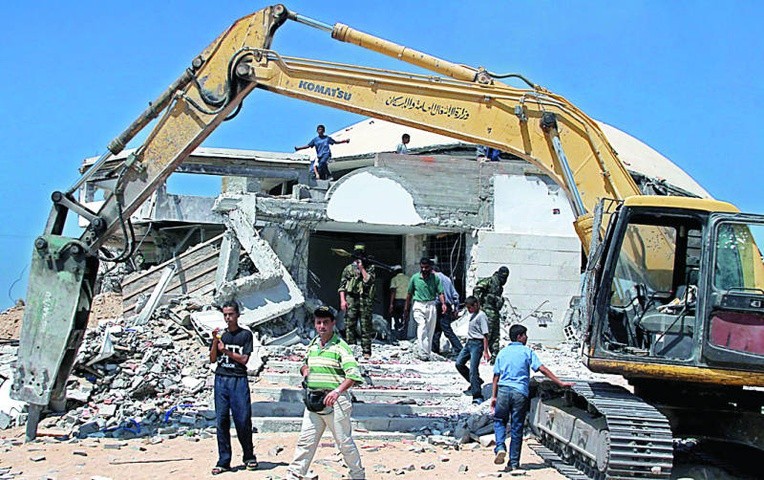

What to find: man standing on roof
left=295, top=124, right=350, bottom=180
left=396, top=133, right=411, bottom=154
left=338, top=243, right=376, bottom=359
left=473, top=266, right=509, bottom=364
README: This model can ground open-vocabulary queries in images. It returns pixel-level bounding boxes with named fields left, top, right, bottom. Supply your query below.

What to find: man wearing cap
left=287, top=306, right=365, bottom=480
left=338, top=243, right=376, bottom=359
left=473, top=266, right=510, bottom=363
left=404, top=257, right=447, bottom=360
left=388, top=265, right=411, bottom=341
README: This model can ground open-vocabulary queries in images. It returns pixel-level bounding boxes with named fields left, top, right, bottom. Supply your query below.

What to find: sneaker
left=494, top=450, right=506, bottom=465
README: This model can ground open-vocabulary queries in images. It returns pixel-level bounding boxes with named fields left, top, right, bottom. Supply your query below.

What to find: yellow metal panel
left=623, top=195, right=739, bottom=213
left=587, top=358, right=764, bottom=387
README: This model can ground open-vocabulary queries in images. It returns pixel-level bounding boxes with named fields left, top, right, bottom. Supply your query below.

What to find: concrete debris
left=0, top=345, right=26, bottom=429
left=1, top=303, right=282, bottom=439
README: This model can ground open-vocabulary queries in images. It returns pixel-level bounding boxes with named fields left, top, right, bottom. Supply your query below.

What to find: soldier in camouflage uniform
left=472, top=266, right=509, bottom=363
left=338, top=243, right=376, bottom=359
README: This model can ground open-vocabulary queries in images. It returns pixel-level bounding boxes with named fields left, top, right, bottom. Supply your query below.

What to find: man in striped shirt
left=287, top=306, right=365, bottom=480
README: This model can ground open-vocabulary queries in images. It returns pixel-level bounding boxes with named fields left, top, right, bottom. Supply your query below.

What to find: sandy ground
left=0, top=427, right=566, bottom=480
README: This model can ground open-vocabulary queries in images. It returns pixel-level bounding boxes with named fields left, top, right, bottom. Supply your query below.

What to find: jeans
left=493, top=386, right=529, bottom=468
left=316, top=156, right=332, bottom=180
left=455, top=339, right=484, bottom=399
left=214, top=374, right=255, bottom=468
left=432, top=304, right=463, bottom=354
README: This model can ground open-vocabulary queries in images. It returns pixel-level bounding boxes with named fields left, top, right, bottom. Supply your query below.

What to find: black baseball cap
left=314, top=306, right=335, bottom=320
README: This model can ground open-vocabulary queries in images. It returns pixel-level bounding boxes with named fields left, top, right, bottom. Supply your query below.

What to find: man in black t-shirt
left=210, top=301, right=257, bottom=475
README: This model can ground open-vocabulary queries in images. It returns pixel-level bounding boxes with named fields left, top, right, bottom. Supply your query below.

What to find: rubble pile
left=42, top=309, right=272, bottom=440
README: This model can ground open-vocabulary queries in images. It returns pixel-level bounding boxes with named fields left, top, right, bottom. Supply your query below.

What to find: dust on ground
left=0, top=427, right=565, bottom=480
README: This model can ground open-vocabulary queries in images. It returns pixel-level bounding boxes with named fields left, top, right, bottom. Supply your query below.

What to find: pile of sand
left=0, top=292, right=124, bottom=339
left=0, top=304, right=24, bottom=339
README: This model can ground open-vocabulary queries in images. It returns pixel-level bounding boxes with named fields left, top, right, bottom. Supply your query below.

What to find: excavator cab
left=585, top=196, right=764, bottom=378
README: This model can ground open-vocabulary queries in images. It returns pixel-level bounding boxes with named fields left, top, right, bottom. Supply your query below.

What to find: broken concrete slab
left=213, top=197, right=304, bottom=322
left=134, top=265, right=176, bottom=326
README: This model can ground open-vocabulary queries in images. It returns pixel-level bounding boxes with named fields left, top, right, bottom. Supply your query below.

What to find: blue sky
left=1, top=1, right=763, bottom=310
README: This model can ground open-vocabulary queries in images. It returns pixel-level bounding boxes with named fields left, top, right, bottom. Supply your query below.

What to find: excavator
left=12, top=4, right=764, bottom=478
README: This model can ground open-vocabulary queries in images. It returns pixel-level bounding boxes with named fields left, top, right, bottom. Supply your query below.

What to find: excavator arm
left=14, top=4, right=647, bottom=439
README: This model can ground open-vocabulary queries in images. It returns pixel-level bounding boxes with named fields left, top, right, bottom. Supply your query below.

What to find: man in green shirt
left=404, top=257, right=447, bottom=360
left=287, top=306, right=365, bottom=480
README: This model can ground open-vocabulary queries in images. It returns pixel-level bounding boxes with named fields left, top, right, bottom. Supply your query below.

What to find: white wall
left=493, top=175, right=576, bottom=236
left=467, top=230, right=581, bottom=344
left=326, top=172, right=424, bottom=225
left=465, top=175, right=582, bottom=344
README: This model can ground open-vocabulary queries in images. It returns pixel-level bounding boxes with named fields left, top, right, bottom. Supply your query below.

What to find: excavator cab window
left=707, top=219, right=764, bottom=358
left=601, top=213, right=703, bottom=361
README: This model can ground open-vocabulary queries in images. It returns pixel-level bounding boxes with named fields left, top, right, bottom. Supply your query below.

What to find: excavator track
left=531, top=380, right=674, bottom=480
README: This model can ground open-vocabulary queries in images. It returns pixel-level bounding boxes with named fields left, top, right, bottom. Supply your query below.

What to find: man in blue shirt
left=431, top=265, right=463, bottom=356
left=491, top=324, right=573, bottom=471
left=295, top=124, right=350, bottom=180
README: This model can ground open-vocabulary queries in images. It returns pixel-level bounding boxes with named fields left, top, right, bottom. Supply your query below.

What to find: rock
left=268, top=445, right=284, bottom=456
left=179, top=414, right=197, bottom=425
left=73, top=450, right=88, bottom=457
left=428, top=435, right=457, bottom=448
left=459, top=464, right=468, bottom=473
left=478, top=434, right=495, bottom=448
left=29, top=454, right=46, bottom=462
left=420, top=463, right=435, bottom=471
left=439, top=455, right=450, bottom=462
left=99, top=404, right=117, bottom=418
left=0, top=412, right=11, bottom=430
left=77, top=421, right=100, bottom=438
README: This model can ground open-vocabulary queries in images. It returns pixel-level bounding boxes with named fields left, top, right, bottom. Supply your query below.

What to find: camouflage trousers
left=345, top=295, right=373, bottom=355
left=484, top=309, right=501, bottom=361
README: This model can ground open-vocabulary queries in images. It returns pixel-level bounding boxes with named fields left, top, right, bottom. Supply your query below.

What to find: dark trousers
left=432, top=304, right=463, bottom=354
left=316, top=156, right=331, bottom=180
left=214, top=374, right=255, bottom=468
left=391, top=299, right=408, bottom=340
left=455, top=339, right=484, bottom=399
left=493, top=386, right=530, bottom=468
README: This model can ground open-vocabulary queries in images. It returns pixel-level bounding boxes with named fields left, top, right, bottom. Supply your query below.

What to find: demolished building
left=78, top=117, right=710, bottom=345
